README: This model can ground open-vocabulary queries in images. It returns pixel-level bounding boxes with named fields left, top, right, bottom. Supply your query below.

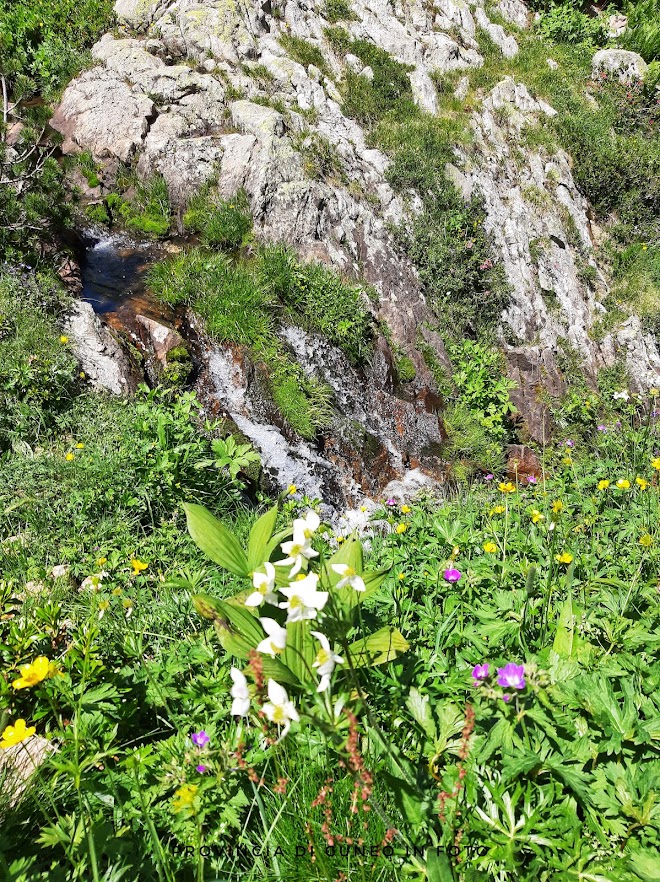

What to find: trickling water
left=78, top=230, right=172, bottom=329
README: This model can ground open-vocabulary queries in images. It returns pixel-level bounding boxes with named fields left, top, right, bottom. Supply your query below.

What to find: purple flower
left=615, top=421, right=621, bottom=428
left=496, top=663, right=526, bottom=690
left=472, top=664, right=489, bottom=683
left=443, top=568, right=462, bottom=583
left=564, top=439, right=574, bottom=448
left=502, top=694, right=512, bottom=703
left=191, top=731, right=210, bottom=748
left=196, top=764, right=207, bottom=773
left=484, top=474, right=494, bottom=481
left=386, top=498, right=396, bottom=507
left=597, top=424, right=607, bottom=432
left=526, top=475, right=537, bottom=484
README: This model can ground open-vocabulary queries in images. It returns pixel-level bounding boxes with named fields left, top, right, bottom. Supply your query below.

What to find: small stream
left=78, top=229, right=173, bottom=330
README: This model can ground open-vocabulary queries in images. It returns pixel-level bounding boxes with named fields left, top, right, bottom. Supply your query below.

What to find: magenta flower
left=496, top=663, right=526, bottom=690
left=564, top=439, right=574, bottom=448
left=597, top=424, right=607, bottom=432
left=191, top=731, right=210, bottom=747
left=196, top=764, right=207, bottom=773
left=502, top=694, right=511, bottom=703
left=386, top=498, right=396, bottom=506
left=526, top=475, right=537, bottom=484
left=472, top=664, right=489, bottom=684
left=484, top=474, right=494, bottom=481
left=443, top=568, right=461, bottom=583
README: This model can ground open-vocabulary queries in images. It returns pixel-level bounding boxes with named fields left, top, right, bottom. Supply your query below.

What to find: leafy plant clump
left=183, top=186, right=253, bottom=250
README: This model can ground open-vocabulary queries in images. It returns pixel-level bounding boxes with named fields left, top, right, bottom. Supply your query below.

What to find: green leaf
left=184, top=503, right=249, bottom=576
left=406, top=688, right=437, bottom=741
left=426, top=850, right=455, bottom=882
left=553, top=596, right=579, bottom=658
left=192, top=594, right=263, bottom=645
left=346, top=627, right=409, bottom=667
left=247, top=505, right=278, bottom=571
left=628, top=848, right=660, bottom=881
left=322, top=536, right=363, bottom=587
left=282, top=620, right=317, bottom=687
left=380, top=770, right=425, bottom=825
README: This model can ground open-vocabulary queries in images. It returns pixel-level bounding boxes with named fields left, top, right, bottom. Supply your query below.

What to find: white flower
left=256, top=617, right=287, bottom=657
left=613, top=390, right=630, bottom=401
left=262, top=679, right=299, bottom=739
left=277, top=527, right=319, bottom=577
left=230, top=667, right=250, bottom=717
left=331, top=563, right=366, bottom=593
left=80, top=571, right=108, bottom=592
left=279, top=573, right=328, bottom=623
left=310, top=631, right=344, bottom=692
left=245, top=562, right=278, bottom=608
left=293, top=510, right=321, bottom=539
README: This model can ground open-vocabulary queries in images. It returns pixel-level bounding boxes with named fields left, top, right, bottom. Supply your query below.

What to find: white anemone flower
left=245, top=562, right=278, bottom=608
left=256, top=617, right=287, bottom=657
left=293, top=510, right=321, bottom=540
left=310, top=631, right=344, bottom=692
left=613, top=390, right=630, bottom=401
left=331, top=563, right=366, bottom=593
left=230, top=667, right=250, bottom=716
left=262, top=679, right=299, bottom=739
left=279, top=573, right=328, bottom=623
left=277, top=526, right=319, bottom=577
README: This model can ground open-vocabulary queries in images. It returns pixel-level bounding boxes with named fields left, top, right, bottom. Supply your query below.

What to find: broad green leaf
left=406, top=687, right=437, bottom=741
left=184, top=504, right=249, bottom=576
left=553, top=596, right=579, bottom=658
left=247, top=505, right=278, bottom=571
left=346, top=627, right=409, bottom=667
left=426, top=850, right=455, bottom=882
left=192, top=594, right=263, bottom=645
left=322, top=536, right=364, bottom=587
left=628, top=848, right=660, bottom=881
left=380, top=770, right=425, bottom=825
left=282, top=620, right=317, bottom=687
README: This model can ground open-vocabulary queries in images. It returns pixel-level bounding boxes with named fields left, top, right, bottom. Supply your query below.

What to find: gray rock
left=65, top=302, right=140, bottom=395
left=0, top=736, right=55, bottom=808
left=592, top=49, right=647, bottom=84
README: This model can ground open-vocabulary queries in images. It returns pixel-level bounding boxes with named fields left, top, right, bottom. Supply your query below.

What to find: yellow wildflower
left=172, top=783, right=198, bottom=813
left=12, top=656, right=51, bottom=690
left=483, top=541, right=497, bottom=553
left=59, top=335, right=69, bottom=344
left=112, top=587, right=122, bottom=596
left=79, top=371, right=86, bottom=379
left=0, top=719, right=36, bottom=750
left=651, top=388, right=659, bottom=397
left=597, top=479, right=610, bottom=490
left=562, top=456, right=572, bottom=465
left=76, top=443, right=84, bottom=450
left=490, top=505, right=505, bottom=515
left=395, top=523, right=407, bottom=534
left=97, top=557, right=107, bottom=567
left=616, top=479, right=630, bottom=490
left=451, top=545, right=460, bottom=557
left=652, top=458, right=660, bottom=470
left=131, top=559, right=148, bottom=575
left=287, top=484, right=297, bottom=495
left=401, top=504, right=412, bottom=514
left=498, top=481, right=516, bottom=493
left=639, top=534, right=653, bottom=547
left=552, top=500, right=563, bottom=514
left=555, top=552, right=573, bottom=564
left=360, top=505, right=368, bottom=512
left=337, top=535, right=344, bottom=543
left=65, top=452, right=74, bottom=461
left=398, top=572, right=405, bottom=581
left=531, top=510, right=544, bottom=524
left=636, top=476, right=649, bottom=490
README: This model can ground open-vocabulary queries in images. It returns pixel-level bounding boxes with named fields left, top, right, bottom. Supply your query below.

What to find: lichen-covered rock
left=65, top=302, right=141, bottom=395
left=592, top=49, right=647, bottom=84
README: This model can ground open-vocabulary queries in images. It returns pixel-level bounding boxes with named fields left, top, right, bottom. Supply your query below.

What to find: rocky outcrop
left=64, top=302, right=141, bottom=395
left=52, top=0, right=660, bottom=455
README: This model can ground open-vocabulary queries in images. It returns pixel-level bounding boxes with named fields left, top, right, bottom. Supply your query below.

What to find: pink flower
left=526, top=475, right=537, bottom=484
left=484, top=474, right=494, bottom=481
left=443, top=568, right=461, bottom=583
left=191, top=731, right=210, bottom=747
left=196, top=764, right=207, bottom=773
left=496, top=663, right=526, bottom=690
left=472, top=663, right=489, bottom=686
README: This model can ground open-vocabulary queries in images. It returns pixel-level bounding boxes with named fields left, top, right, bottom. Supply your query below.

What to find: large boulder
left=592, top=49, right=647, bottom=84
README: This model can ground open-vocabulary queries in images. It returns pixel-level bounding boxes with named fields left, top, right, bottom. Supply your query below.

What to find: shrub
left=538, top=5, right=607, bottom=47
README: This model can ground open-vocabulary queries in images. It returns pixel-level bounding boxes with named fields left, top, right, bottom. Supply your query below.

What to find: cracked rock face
left=52, top=0, right=660, bottom=454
